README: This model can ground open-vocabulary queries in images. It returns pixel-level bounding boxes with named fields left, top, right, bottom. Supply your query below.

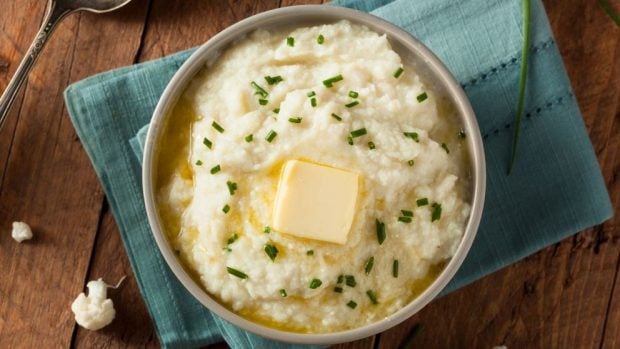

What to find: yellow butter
left=272, top=160, right=359, bottom=244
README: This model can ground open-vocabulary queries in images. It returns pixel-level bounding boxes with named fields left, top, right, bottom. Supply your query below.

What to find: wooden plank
left=0, top=1, right=148, bottom=348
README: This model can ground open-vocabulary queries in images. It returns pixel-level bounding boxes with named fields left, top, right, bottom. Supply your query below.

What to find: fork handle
left=0, top=0, right=72, bottom=130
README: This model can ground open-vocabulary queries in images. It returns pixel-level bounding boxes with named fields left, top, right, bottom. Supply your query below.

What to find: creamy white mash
left=157, top=21, right=471, bottom=333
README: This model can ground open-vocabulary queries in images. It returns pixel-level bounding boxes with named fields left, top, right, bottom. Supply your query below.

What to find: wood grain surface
left=0, top=1, right=617, bottom=348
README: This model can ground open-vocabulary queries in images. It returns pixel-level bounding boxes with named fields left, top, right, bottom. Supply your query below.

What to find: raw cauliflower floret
left=11, top=221, right=33, bottom=242
left=71, top=278, right=123, bottom=330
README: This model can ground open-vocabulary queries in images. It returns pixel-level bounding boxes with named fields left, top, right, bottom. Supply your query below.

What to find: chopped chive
left=307, top=91, right=316, bottom=97
left=345, top=100, right=359, bottom=108
left=347, top=135, right=353, bottom=145
left=203, top=137, right=212, bottom=149
left=416, top=198, right=429, bottom=207
left=458, top=129, right=466, bottom=139
left=417, top=92, right=428, bottom=103
left=337, top=275, right=344, bottom=284
left=392, top=260, right=399, bottom=278
left=273, top=108, right=280, bottom=114
left=195, top=160, right=203, bottom=166
left=346, top=300, right=357, bottom=309
left=441, top=143, right=450, bottom=154
left=286, top=37, right=294, bottom=47
left=227, top=267, right=248, bottom=279
left=309, top=278, right=322, bottom=289
left=263, top=226, right=271, bottom=234
left=317, top=34, right=324, bottom=44
left=322, top=74, right=343, bottom=88
left=348, top=90, right=359, bottom=98
left=366, top=290, right=379, bottom=304
left=404, top=132, right=419, bottom=142
left=331, top=113, right=342, bottom=122
left=401, top=210, right=413, bottom=217
left=222, top=204, right=230, bottom=214
left=368, top=141, right=376, bottom=150
left=310, top=97, right=317, bottom=107
left=288, top=117, right=302, bottom=124
left=212, top=121, right=225, bottom=133
left=225, top=233, right=238, bottom=247
left=364, top=256, right=375, bottom=275
left=226, top=181, right=238, bottom=195
left=245, top=134, right=253, bottom=142
left=350, top=128, right=367, bottom=138
left=408, top=159, right=415, bottom=167
left=210, top=165, right=221, bottom=174
left=431, top=203, right=442, bottom=222
left=250, top=81, right=269, bottom=98
left=265, top=130, right=278, bottom=143
left=306, top=250, right=314, bottom=256
left=279, top=289, right=287, bottom=297
left=258, top=98, right=268, bottom=106
left=345, top=275, right=357, bottom=287
left=398, top=216, right=412, bottom=223
left=264, top=243, right=279, bottom=262
left=376, top=219, right=386, bottom=245
left=334, top=286, right=343, bottom=293
left=393, top=67, right=404, bottom=78
left=264, top=75, right=283, bottom=85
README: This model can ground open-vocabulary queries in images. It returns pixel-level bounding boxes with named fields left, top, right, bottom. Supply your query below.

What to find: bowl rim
left=143, top=4, right=486, bottom=345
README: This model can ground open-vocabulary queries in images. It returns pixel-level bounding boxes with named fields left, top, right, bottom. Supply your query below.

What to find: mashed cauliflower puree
left=156, top=21, right=471, bottom=333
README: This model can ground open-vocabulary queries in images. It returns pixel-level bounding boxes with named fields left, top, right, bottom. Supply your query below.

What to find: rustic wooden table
left=0, top=0, right=617, bottom=348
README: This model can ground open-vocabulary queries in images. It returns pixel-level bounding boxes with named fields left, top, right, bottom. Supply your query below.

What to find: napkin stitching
left=481, top=91, right=574, bottom=139
left=461, top=37, right=555, bottom=90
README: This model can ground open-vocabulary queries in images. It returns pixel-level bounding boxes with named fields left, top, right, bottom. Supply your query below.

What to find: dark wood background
left=0, top=0, right=617, bottom=348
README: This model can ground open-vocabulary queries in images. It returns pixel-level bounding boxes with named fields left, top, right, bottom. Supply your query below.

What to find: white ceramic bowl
left=143, top=5, right=486, bottom=345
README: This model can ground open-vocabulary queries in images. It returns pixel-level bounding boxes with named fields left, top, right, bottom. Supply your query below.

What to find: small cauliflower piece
left=71, top=278, right=124, bottom=331
left=11, top=221, right=33, bottom=242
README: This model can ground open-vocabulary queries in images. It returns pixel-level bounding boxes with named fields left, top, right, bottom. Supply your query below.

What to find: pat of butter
left=272, top=160, right=359, bottom=245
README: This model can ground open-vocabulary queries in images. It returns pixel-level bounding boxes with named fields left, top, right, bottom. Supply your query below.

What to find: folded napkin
left=64, top=0, right=613, bottom=348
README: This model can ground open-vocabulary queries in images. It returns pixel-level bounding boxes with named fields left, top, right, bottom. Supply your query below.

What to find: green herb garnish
left=334, top=286, right=343, bottom=293
left=212, top=121, right=225, bottom=133
left=245, top=134, right=253, bottom=142
left=227, top=267, right=248, bottom=279
left=280, top=289, right=287, bottom=297
left=364, top=256, right=375, bottom=275
left=288, top=117, right=302, bottom=124
left=376, top=219, right=386, bottom=245
left=345, top=275, right=357, bottom=287
left=416, top=92, right=428, bottom=103
left=337, top=275, right=344, bottom=284
left=407, top=160, right=415, bottom=167
left=393, top=260, right=399, bottom=278
left=431, top=203, right=442, bottom=222
left=223, top=233, right=239, bottom=251
left=263, top=226, right=271, bottom=234
left=203, top=137, right=212, bottom=149
left=210, top=164, right=221, bottom=174
left=222, top=204, right=230, bottom=214
left=508, top=0, right=532, bottom=174
left=265, top=130, right=278, bottom=143
left=441, top=143, right=450, bottom=154
left=368, top=141, right=376, bottom=150
left=346, top=300, right=357, bottom=309
left=306, top=250, right=314, bottom=256
left=366, top=290, right=379, bottom=304
left=307, top=91, right=316, bottom=97
left=345, top=100, right=359, bottom=108
left=398, top=216, right=412, bottom=223
left=317, top=34, right=325, bottom=44
left=258, top=98, right=268, bottom=106
left=347, top=135, right=353, bottom=145
left=331, top=113, right=342, bottom=122
left=195, top=160, right=203, bottom=166
left=310, top=97, right=317, bottom=107
left=393, top=67, right=404, bottom=78
left=287, top=37, right=295, bottom=47
left=309, top=278, right=322, bottom=289
left=350, top=128, right=367, bottom=138
left=226, top=181, right=238, bottom=195
left=322, top=74, right=343, bottom=87
left=404, top=132, right=419, bottom=142
left=250, top=81, right=269, bottom=98
left=348, top=90, right=359, bottom=98
left=401, top=210, right=413, bottom=217
left=416, top=198, right=429, bottom=207
left=273, top=108, right=280, bottom=114
left=264, top=243, right=279, bottom=262
left=264, top=75, right=283, bottom=85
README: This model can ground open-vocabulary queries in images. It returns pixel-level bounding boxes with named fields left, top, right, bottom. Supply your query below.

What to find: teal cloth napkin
left=64, top=0, right=613, bottom=348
